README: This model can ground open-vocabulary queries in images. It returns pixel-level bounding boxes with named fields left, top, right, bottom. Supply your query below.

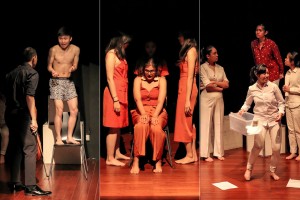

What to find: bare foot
left=106, top=159, right=125, bottom=167
left=295, top=156, right=300, bottom=161
left=286, top=153, right=297, bottom=160
left=244, top=169, right=252, bottom=181
left=115, top=152, right=130, bottom=160
left=204, top=157, right=214, bottom=162
left=153, top=160, right=162, bottom=173
left=55, top=140, right=64, bottom=145
left=270, top=172, right=280, bottom=180
left=175, top=156, right=195, bottom=164
left=217, top=156, right=225, bottom=161
left=66, top=137, right=80, bottom=144
left=0, top=155, right=5, bottom=164
left=130, top=158, right=139, bottom=174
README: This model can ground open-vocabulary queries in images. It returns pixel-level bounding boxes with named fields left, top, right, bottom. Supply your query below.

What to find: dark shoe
left=25, top=185, right=52, bottom=196
left=8, top=182, right=26, bottom=192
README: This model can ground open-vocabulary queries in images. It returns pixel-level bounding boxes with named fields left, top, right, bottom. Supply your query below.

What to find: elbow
left=224, top=83, right=229, bottom=89
left=107, top=78, right=113, bottom=84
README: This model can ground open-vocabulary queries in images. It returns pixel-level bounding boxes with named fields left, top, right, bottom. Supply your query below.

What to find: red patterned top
left=251, top=38, right=284, bottom=82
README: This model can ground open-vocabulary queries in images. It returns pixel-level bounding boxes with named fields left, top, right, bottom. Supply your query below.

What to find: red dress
left=174, top=60, right=198, bottom=143
left=103, top=59, right=129, bottom=128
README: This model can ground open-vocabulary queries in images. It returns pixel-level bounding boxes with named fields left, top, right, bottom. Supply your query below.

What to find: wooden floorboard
left=0, top=158, right=99, bottom=200
left=99, top=132, right=200, bottom=200
left=200, top=147, right=300, bottom=200
left=5, top=133, right=300, bottom=199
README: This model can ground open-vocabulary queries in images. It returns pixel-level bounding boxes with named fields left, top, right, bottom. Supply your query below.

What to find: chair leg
left=81, top=145, right=88, bottom=180
left=49, top=145, right=56, bottom=178
left=164, top=126, right=173, bottom=168
left=128, top=138, right=134, bottom=167
left=83, top=146, right=88, bottom=172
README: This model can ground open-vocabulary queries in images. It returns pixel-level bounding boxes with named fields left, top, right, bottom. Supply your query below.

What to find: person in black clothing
left=4, top=47, right=51, bottom=196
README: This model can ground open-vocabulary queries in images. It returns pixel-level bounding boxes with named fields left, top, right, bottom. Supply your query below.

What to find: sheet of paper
left=212, top=181, right=238, bottom=190
left=286, top=179, right=300, bottom=188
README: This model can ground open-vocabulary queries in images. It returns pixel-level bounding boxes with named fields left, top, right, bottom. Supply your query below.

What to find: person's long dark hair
left=249, top=64, right=267, bottom=84
left=105, top=32, right=132, bottom=60
left=179, top=38, right=198, bottom=61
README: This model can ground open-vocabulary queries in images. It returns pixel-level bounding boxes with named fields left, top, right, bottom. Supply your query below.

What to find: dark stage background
left=0, top=1, right=99, bottom=158
left=201, top=0, right=300, bottom=118
left=100, top=0, right=200, bottom=158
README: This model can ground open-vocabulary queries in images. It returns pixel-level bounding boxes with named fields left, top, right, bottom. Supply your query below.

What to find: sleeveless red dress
left=103, top=59, right=129, bottom=128
left=174, top=60, right=198, bottom=142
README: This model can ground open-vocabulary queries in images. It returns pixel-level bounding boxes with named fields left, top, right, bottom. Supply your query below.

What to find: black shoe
left=8, top=182, right=26, bottom=192
left=25, top=185, right=52, bottom=196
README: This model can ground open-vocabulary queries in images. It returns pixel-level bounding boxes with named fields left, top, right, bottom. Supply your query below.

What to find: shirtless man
left=47, top=26, right=80, bottom=145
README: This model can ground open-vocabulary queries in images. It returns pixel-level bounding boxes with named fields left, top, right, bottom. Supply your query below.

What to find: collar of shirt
left=255, top=81, right=269, bottom=89
left=290, top=67, right=299, bottom=73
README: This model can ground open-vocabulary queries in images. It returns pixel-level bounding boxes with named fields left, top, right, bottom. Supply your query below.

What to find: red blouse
left=251, top=38, right=284, bottom=82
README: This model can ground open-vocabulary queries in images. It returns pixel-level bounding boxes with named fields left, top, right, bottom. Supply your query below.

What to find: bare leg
left=115, top=134, right=129, bottom=160
left=175, top=142, right=195, bottom=164
left=115, top=148, right=130, bottom=160
left=295, top=155, right=300, bottom=161
left=130, top=157, right=140, bottom=174
left=54, top=100, right=64, bottom=145
left=106, top=128, right=124, bottom=166
left=66, top=98, right=79, bottom=144
left=153, top=160, right=162, bottom=173
left=192, top=137, right=198, bottom=162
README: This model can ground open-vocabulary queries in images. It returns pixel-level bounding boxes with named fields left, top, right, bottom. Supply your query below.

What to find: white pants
left=246, top=123, right=281, bottom=173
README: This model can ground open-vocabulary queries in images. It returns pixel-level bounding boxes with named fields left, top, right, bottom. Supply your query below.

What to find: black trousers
left=5, top=109, right=36, bottom=186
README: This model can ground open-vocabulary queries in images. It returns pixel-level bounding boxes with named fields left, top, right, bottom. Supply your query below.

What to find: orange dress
left=130, top=77, right=168, bottom=160
left=173, top=60, right=198, bottom=143
left=103, top=59, right=129, bottom=128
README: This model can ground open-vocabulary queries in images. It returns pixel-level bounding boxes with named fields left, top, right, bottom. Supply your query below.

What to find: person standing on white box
left=239, top=64, right=285, bottom=181
left=282, top=51, right=300, bottom=161
left=200, top=45, right=229, bottom=162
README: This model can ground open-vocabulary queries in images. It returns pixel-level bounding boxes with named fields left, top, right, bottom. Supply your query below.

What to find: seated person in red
left=130, top=58, right=168, bottom=174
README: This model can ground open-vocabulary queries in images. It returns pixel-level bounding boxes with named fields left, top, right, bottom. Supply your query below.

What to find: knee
left=55, top=107, right=63, bottom=116
left=69, top=107, right=78, bottom=116
left=134, top=123, right=147, bottom=131
left=254, top=143, right=263, bottom=150
left=150, top=126, right=165, bottom=138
